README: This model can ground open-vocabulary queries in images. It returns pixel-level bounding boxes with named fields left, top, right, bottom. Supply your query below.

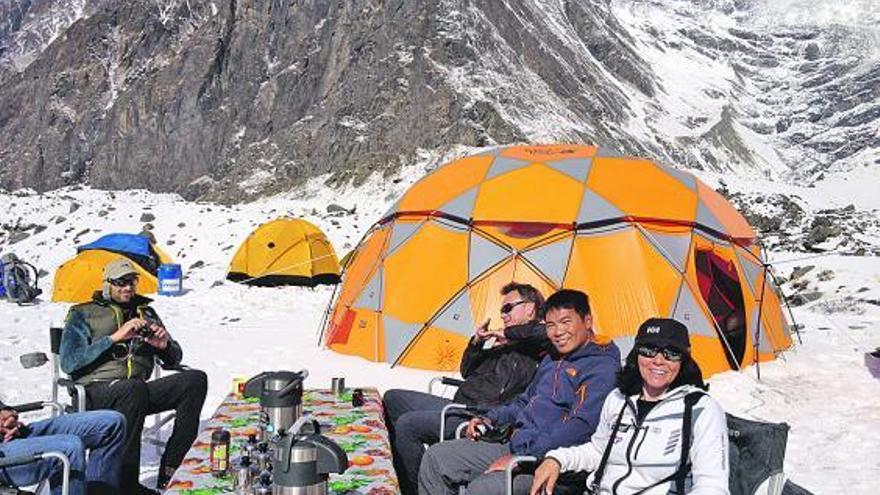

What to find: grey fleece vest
left=71, top=300, right=156, bottom=384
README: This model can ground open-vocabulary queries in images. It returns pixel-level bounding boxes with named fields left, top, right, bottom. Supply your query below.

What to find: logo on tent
left=646, top=326, right=661, bottom=334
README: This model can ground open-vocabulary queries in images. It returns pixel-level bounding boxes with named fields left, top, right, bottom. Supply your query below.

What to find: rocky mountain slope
left=0, top=0, right=876, bottom=203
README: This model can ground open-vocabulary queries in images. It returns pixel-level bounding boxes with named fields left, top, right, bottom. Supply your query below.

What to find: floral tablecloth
left=164, top=388, right=398, bottom=495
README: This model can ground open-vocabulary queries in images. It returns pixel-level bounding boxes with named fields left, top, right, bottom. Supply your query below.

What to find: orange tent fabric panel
left=397, top=327, right=469, bottom=371
left=563, top=227, right=682, bottom=342
left=398, top=155, right=493, bottom=213
left=500, top=144, right=597, bottom=162
left=588, top=158, right=697, bottom=222
left=473, top=164, right=583, bottom=224
left=383, top=222, right=468, bottom=323
left=327, top=309, right=382, bottom=362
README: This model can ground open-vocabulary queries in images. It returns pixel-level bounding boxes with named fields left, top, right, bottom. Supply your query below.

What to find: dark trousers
left=85, top=370, right=208, bottom=490
left=384, top=389, right=471, bottom=495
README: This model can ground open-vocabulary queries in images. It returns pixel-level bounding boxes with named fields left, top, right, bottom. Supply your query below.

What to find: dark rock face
left=0, top=0, right=877, bottom=201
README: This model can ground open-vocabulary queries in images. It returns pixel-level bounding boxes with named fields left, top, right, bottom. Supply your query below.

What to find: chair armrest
left=441, top=377, right=464, bottom=387
left=57, top=379, right=87, bottom=412
left=8, top=401, right=47, bottom=413
left=428, top=376, right=464, bottom=396
left=505, top=456, right=537, bottom=495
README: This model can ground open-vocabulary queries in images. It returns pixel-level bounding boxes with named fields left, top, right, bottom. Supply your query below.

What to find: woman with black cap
left=530, top=318, right=729, bottom=495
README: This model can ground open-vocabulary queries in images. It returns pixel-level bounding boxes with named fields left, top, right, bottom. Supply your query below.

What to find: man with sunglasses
left=384, top=282, right=550, bottom=495
left=419, top=289, right=620, bottom=495
left=59, top=258, right=208, bottom=495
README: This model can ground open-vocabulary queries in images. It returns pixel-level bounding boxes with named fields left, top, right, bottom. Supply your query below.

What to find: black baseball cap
left=635, top=318, right=690, bottom=352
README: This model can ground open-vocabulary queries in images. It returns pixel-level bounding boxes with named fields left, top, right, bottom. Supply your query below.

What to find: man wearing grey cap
left=60, top=258, right=208, bottom=495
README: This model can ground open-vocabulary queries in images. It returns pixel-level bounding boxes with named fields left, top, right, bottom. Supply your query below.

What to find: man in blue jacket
left=418, top=289, right=620, bottom=495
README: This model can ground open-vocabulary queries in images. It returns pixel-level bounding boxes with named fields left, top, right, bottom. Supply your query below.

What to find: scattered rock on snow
left=789, top=265, right=815, bottom=282
left=789, top=291, right=823, bottom=306
left=140, top=213, right=156, bottom=222
left=189, top=260, right=205, bottom=270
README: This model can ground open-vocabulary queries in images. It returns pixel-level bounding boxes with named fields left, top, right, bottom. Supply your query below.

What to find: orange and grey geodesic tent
left=227, top=218, right=341, bottom=287
left=323, top=144, right=793, bottom=377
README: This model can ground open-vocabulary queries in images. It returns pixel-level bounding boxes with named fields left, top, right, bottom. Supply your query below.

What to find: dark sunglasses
left=500, top=300, right=528, bottom=314
left=636, top=344, right=685, bottom=362
left=110, top=275, right=139, bottom=287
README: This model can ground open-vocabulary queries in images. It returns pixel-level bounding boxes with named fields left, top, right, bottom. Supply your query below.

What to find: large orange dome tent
left=322, top=144, right=794, bottom=377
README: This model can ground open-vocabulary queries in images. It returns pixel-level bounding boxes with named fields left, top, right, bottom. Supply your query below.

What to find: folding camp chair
left=48, top=327, right=184, bottom=450
left=727, top=414, right=790, bottom=495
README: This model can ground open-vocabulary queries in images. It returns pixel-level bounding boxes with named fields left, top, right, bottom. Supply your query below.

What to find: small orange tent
left=323, top=144, right=793, bottom=377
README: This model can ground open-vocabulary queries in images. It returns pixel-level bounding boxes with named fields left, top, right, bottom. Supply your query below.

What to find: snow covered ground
left=1, top=164, right=878, bottom=493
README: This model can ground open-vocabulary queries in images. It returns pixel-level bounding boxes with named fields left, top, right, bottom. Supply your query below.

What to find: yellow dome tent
left=52, top=233, right=173, bottom=303
left=227, top=218, right=341, bottom=287
left=323, top=144, right=794, bottom=377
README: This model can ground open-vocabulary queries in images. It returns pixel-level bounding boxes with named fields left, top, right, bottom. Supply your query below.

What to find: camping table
left=164, top=388, right=399, bottom=495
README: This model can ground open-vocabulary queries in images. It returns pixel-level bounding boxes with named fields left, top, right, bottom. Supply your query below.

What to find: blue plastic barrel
left=0, top=262, right=6, bottom=297
left=157, top=263, right=183, bottom=296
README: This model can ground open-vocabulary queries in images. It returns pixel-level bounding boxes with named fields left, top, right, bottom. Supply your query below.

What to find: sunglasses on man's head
left=110, top=275, right=139, bottom=287
left=636, top=344, right=684, bottom=362
left=500, top=300, right=528, bottom=315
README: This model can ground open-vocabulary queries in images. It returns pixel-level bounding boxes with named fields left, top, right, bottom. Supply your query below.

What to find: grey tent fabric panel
left=354, top=268, right=383, bottom=311
left=595, top=146, right=624, bottom=158
left=696, top=200, right=727, bottom=235
left=735, top=249, right=764, bottom=296
left=545, top=157, right=592, bottom=183
left=469, top=233, right=511, bottom=281
left=750, top=306, right=774, bottom=353
left=726, top=414, right=789, bottom=495
left=484, top=156, right=532, bottom=181
left=661, top=165, right=697, bottom=191
left=438, top=187, right=479, bottom=220
left=431, top=291, right=476, bottom=338
left=383, top=315, right=425, bottom=364
left=614, top=335, right=635, bottom=360
left=576, top=189, right=625, bottom=225
left=521, top=237, right=573, bottom=286
left=641, top=229, right=692, bottom=273
left=670, top=282, right=716, bottom=338
left=387, top=221, right=422, bottom=256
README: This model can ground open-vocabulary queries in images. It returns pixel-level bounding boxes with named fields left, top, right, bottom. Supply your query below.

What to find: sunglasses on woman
left=636, top=344, right=685, bottom=362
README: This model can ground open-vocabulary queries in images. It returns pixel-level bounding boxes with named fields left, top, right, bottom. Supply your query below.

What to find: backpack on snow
left=0, top=253, right=42, bottom=305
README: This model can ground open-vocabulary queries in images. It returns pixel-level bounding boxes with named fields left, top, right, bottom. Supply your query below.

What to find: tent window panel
left=695, top=249, right=747, bottom=369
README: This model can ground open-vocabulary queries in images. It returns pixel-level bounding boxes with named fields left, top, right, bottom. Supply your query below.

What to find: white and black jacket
left=546, top=385, right=729, bottom=495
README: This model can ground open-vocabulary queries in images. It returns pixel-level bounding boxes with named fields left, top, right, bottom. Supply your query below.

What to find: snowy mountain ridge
left=0, top=0, right=876, bottom=204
